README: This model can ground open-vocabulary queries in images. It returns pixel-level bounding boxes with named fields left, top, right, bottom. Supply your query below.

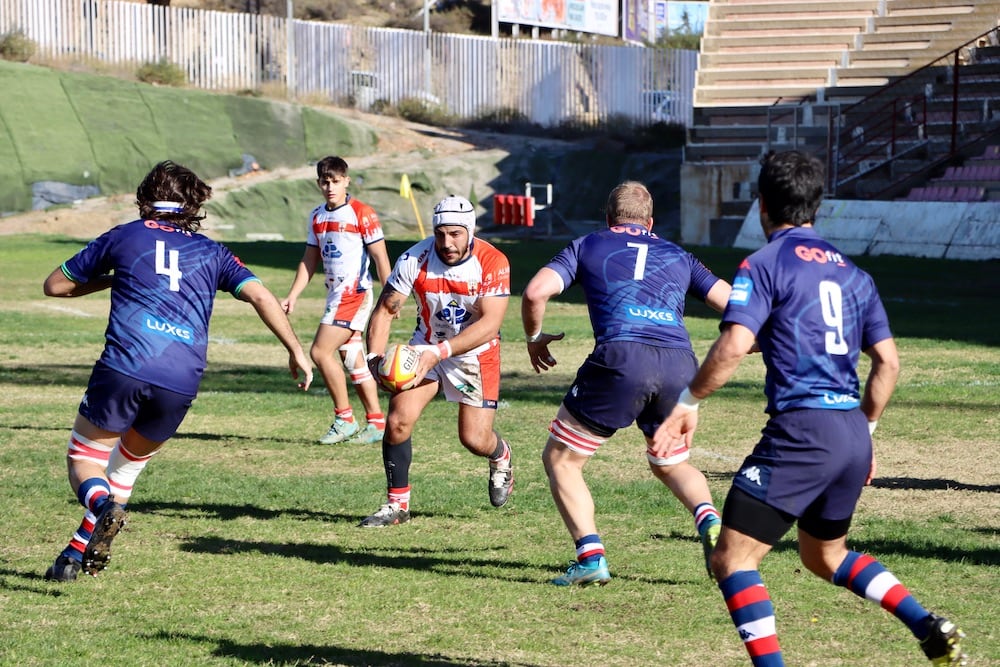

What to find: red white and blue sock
left=832, top=551, right=931, bottom=639
left=694, top=502, right=721, bottom=536
left=60, top=477, right=113, bottom=563
left=719, top=570, right=783, bottom=666
left=574, top=534, right=605, bottom=566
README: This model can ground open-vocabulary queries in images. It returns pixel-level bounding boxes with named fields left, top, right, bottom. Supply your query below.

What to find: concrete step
left=834, top=66, right=916, bottom=85
left=685, top=142, right=768, bottom=161
left=689, top=125, right=831, bottom=142
left=706, top=18, right=868, bottom=37
left=848, top=48, right=942, bottom=65
left=886, top=0, right=982, bottom=16
left=698, top=66, right=832, bottom=86
left=700, top=50, right=843, bottom=68
left=885, top=0, right=985, bottom=14
left=702, top=34, right=856, bottom=50
left=710, top=4, right=878, bottom=21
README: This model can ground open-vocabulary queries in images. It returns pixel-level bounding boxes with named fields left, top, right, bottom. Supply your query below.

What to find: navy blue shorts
left=78, top=364, right=194, bottom=442
left=562, top=341, right=697, bottom=438
left=731, top=408, right=871, bottom=527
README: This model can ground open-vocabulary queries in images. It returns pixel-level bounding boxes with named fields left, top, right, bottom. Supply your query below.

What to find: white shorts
left=419, top=339, right=500, bottom=409
left=320, top=288, right=373, bottom=331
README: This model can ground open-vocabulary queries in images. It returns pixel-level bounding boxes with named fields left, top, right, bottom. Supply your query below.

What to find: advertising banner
left=498, top=0, right=620, bottom=37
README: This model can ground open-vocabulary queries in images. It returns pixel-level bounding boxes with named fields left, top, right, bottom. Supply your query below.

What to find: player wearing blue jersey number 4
left=652, top=151, right=966, bottom=666
left=521, top=181, right=730, bottom=587
left=42, top=161, right=313, bottom=582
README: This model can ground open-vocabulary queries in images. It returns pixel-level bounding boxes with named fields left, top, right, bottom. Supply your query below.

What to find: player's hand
left=866, top=451, right=878, bottom=486
left=864, top=420, right=879, bottom=485
left=401, top=344, right=443, bottom=391
left=280, top=297, right=294, bottom=315
left=526, top=332, right=565, bottom=373
left=288, top=352, right=313, bottom=391
left=650, top=405, right=699, bottom=459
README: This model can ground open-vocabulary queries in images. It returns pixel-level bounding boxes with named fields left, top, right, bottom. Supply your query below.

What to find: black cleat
left=45, top=554, right=82, bottom=582
left=920, top=613, right=968, bottom=666
left=82, top=500, right=128, bottom=576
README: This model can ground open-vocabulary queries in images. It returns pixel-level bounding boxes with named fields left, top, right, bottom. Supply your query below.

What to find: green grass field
left=0, top=234, right=997, bottom=666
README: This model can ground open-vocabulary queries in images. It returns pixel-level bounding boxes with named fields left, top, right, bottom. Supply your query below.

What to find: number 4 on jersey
left=155, top=240, right=183, bottom=291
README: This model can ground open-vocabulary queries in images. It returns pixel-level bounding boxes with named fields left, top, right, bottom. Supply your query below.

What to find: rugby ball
left=377, top=344, right=422, bottom=392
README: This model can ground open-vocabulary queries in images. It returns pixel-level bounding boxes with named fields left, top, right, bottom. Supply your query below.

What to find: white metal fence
left=0, top=0, right=697, bottom=127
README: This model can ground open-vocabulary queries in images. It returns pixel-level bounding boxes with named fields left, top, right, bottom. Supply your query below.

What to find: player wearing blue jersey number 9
left=42, top=161, right=313, bottom=583
left=652, top=151, right=966, bottom=666
left=521, top=181, right=731, bottom=587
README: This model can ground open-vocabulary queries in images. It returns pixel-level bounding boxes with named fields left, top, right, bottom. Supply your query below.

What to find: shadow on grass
left=141, top=630, right=538, bottom=666
left=725, top=528, right=1000, bottom=567
left=0, top=567, right=72, bottom=595
left=129, top=499, right=348, bottom=523
left=0, top=423, right=310, bottom=447
left=0, top=363, right=317, bottom=395
left=178, top=535, right=555, bottom=585
left=175, top=532, right=685, bottom=586
left=871, top=476, right=1000, bottom=493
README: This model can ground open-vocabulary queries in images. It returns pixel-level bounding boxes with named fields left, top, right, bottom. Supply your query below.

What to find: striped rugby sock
left=832, top=551, right=930, bottom=638
left=574, top=534, right=605, bottom=565
left=719, top=570, right=783, bottom=666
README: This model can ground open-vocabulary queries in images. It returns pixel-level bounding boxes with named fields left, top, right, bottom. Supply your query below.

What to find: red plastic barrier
left=492, top=194, right=535, bottom=227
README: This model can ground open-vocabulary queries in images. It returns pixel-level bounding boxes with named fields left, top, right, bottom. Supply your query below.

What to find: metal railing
left=0, top=0, right=698, bottom=128
left=826, top=25, right=1000, bottom=199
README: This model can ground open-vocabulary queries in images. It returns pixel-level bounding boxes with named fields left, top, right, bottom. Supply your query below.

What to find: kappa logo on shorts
left=740, top=465, right=763, bottom=485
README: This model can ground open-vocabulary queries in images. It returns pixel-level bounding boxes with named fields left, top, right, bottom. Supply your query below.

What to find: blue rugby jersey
left=61, top=219, right=259, bottom=395
left=722, top=226, right=893, bottom=414
left=545, top=223, right=720, bottom=349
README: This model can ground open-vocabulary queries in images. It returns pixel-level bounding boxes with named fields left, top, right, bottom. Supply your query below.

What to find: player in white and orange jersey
left=283, top=156, right=392, bottom=445
left=360, top=195, right=513, bottom=527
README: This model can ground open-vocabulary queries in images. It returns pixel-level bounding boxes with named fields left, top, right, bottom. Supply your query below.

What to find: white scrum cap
left=432, top=195, right=475, bottom=236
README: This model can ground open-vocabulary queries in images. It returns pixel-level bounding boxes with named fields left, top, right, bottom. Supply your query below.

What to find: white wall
left=733, top=199, right=1000, bottom=261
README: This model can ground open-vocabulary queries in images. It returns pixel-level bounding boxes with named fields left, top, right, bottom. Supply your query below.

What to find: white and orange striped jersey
left=389, top=237, right=511, bottom=357
left=306, top=195, right=384, bottom=298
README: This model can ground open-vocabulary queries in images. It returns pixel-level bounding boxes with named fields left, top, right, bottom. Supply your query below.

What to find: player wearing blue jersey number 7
left=652, top=150, right=966, bottom=666
left=42, top=161, right=313, bottom=583
left=521, top=181, right=730, bottom=587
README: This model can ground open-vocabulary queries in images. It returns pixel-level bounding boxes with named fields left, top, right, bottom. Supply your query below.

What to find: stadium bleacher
left=685, top=0, right=1000, bottom=245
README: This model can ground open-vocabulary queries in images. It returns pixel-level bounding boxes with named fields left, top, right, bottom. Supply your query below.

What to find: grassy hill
left=0, top=59, right=378, bottom=216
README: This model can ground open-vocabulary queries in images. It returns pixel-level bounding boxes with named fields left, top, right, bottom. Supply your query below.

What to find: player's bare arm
left=703, top=278, right=732, bottom=313
left=368, top=239, right=393, bottom=287
left=43, top=268, right=113, bottom=297
left=282, top=244, right=321, bottom=313
left=450, top=294, right=509, bottom=357
left=365, top=285, right=406, bottom=361
left=520, top=267, right=567, bottom=373
left=860, top=336, right=900, bottom=424
left=239, top=280, right=314, bottom=391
